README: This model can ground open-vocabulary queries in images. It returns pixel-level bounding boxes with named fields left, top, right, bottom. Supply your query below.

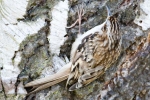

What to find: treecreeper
left=25, top=6, right=122, bottom=95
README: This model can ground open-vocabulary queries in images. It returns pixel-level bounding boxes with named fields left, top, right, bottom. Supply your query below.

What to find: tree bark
left=0, top=0, right=150, bottom=100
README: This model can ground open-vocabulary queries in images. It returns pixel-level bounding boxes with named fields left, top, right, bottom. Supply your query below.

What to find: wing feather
left=67, top=32, right=108, bottom=90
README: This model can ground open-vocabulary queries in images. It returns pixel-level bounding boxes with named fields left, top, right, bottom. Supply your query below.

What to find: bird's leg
left=66, top=4, right=85, bottom=34
left=77, top=4, right=85, bottom=34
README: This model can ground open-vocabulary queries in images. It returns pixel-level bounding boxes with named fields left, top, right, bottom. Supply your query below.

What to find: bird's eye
left=102, top=24, right=107, bottom=32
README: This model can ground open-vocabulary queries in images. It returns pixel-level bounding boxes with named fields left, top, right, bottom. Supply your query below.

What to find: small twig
left=66, top=3, right=85, bottom=34
left=66, top=19, right=79, bottom=29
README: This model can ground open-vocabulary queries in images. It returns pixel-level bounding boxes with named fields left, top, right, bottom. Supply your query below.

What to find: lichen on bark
left=1, top=0, right=150, bottom=100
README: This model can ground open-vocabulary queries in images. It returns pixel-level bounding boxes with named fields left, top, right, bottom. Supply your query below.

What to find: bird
left=24, top=5, right=121, bottom=95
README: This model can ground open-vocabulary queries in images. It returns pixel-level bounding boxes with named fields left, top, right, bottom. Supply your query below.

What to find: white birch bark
left=0, top=0, right=69, bottom=98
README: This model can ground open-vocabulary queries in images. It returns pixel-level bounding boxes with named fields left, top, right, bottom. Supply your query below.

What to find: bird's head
left=102, top=6, right=119, bottom=35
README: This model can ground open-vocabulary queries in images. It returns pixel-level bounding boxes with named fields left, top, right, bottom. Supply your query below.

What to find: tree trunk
left=0, top=0, right=150, bottom=100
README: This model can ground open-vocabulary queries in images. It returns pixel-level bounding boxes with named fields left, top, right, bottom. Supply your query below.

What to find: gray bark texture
left=0, top=0, right=150, bottom=100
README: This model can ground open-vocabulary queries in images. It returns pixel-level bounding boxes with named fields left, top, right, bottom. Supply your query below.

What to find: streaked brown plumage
left=25, top=6, right=121, bottom=94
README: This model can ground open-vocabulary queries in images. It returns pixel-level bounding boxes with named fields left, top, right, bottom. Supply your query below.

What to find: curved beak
left=106, top=5, right=112, bottom=18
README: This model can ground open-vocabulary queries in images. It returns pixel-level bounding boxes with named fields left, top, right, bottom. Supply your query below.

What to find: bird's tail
left=25, top=62, right=72, bottom=95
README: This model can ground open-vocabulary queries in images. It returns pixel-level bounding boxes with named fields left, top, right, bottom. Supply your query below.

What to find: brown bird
left=25, top=6, right=121, bottom=95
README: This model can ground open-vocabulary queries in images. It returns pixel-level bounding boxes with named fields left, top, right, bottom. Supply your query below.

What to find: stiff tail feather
left=25, top=62, right=72, bottom=94
left=27, top=75, right=68, bottom=95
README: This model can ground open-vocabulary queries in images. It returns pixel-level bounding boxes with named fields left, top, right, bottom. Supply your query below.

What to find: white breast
left=70, top=22, right=106, bottom=61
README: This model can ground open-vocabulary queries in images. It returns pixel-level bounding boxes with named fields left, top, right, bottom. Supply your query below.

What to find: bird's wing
left=67, top=31, right=109, bottom=91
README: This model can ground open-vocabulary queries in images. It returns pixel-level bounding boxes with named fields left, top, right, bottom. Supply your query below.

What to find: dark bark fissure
left=14, top=19, right=51, bottom=96
left=0, top=76, right=7, bottom=100
left=13, top=0, right=55, bottom=96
